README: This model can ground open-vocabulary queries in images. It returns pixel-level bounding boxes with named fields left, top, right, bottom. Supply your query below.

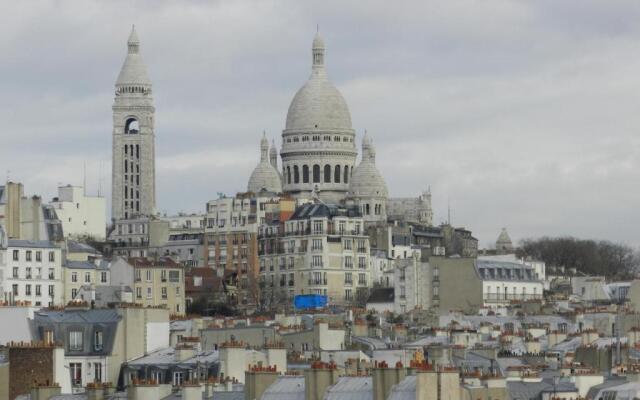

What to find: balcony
left=308, top=279, right=327, bottom=286
left=288, top=280, right=294, bottom=287
left=484, top=293, right=543, bottom=303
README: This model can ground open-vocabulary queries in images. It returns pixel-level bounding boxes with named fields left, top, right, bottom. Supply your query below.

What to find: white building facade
left=1, top=240, right=63, bottom=306
left=50, top=185, right=106, bottom=240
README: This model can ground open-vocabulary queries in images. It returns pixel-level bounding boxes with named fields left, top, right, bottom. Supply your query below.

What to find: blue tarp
left=294, top=294, right=328, bottom=309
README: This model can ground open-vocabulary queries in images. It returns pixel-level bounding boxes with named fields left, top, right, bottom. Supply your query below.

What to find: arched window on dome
left=286, top=167, right=291, bottom=184
left=334, top=165, right=341, bottom=183
left=294, top=166, right=300, bottom=183
left=344, top=165, right=349, bottom=184
left=313, top=165, right=320, bottom=183
left=324, top=165, right=331, bottom=183
left=125, top=117, right=139, bottom=134
left=302, top=165, right=309, bottom=183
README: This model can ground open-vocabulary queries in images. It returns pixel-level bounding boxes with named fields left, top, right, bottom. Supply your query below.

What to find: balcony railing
left=484, top=293, right=542, bottom=302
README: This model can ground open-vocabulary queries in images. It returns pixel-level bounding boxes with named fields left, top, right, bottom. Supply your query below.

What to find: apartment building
left=62, top=259, right=111, bottom=303
left=130, top=257, right=185, bottom=315
left=204, top=193, right=286, bottom=308
left=259, top=203, right=371, bottom=308
left=0, top=239, right=63, bottom=306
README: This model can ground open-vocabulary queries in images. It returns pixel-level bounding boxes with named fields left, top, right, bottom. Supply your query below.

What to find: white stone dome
left=247, top=134, right=282, bottom=193
left=349, top=133, right=388, bottom=198
left=285, top=32, right=352, bottom=131
left=116, top=26, right=152, bottom=86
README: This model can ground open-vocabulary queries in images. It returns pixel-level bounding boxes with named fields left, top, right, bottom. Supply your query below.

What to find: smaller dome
left=496, top=228, right=513, bottom=246
left=349, top=132, right=388, bottom=198
left=248, top=133, right=282, bottom=194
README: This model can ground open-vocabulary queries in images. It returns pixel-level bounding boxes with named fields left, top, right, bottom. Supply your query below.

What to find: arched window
left=324, top=165, right=331, bottom=183
left=302, top=165, right=309, bottom=183
left=294, top=166, right=300, bottom=183
left=334, top=165, right=341, bottom=183
left=313, top=165, right=320, bottom=183
left=125, top=117, right=139, bottom=134
left=365, top=204, right=370, bottom=215
left=286, top=167, right=291, bottom=184
left=344, top=165, right=349, bottom=184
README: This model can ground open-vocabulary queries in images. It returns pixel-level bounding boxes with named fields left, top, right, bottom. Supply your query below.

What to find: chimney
left=372, top=361, right=407, bottom=400
left=416, top=367, right=461, bottom=400
left=245, top=365, right=279, bottom=400
left=181, top=382, right=203, bottom=400
left=30, top=383, right=61, bottom=400
left=175, top=344, right=195, bottom=362
left=304, top=361, right=338, bottom=400
left=86, top=383, right=104, bottom=400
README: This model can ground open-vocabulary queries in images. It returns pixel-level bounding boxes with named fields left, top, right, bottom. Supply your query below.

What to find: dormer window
left=94, top=330, right=103, bottom=351
left=69, top=330, right=83, bottom=351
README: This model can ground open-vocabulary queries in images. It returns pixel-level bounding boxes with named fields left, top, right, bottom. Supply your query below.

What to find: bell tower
left=112, top=26, right=156, bottom=220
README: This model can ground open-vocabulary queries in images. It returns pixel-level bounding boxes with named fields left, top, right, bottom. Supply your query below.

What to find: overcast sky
left=1, top=0, right=640, bottom=248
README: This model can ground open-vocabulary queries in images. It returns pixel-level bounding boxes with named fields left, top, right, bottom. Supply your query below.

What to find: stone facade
left=112, top=26, right=156, bottom=221
left=387, top=189, right=434, bottom=226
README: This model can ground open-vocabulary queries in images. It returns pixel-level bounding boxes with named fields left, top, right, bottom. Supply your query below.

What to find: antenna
left=83, top=161, right=87, bottom=196
left=447, top=198, right=451, bottom=226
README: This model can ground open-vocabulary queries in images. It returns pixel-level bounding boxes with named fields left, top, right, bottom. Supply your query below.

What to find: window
left=69, top=331, right=83, bottom=351
left=162, top=287, right=167, bottom=299
left=12, top=267, right=18, bottom=278
left=358, top=273, right=367, bottom=285
left=161, top=270, right=167, bottom=282
left=324, top=164, right=331, bottom=183
left=94, top=363, right=102, bottom=383
left=26, top=251, right=32, bottom=262
left=36, top=285, right=41, bottom=296
left=313, top=221, right=323, bottom=234
left=312, top=255, right=323, bottom=267
left=12, top=250, right=18, bottom=261
left=312, top=239, right=323, bottom=250
left=49, top=252, right=55, bottom=262
left=94, top=331, right=103, bottom=351
left=36, top=251, right=42, bottom=262
left=49, top=269, right=55, bottom=279
left=71, top=288, right=78, bottom=299
left=345, top=272, right=352, bottom=284
left=26, top=267, right=31, bottom=279
left=345, top=289, right=353, bottom=301
left=358, top=257, right=367, bottom=269
left=173, top=371, right=184, bottom=386
left=85, top=272, right=91, bottom=283
left=101, top=271, right=108, bottom=283
left=176, top=286, right=180, bottom=296
left=146, top=270, right=152, bottom=282
left=48, top=285, right=54, bottom=296
left=70, top=362, right=82, bottom=386
left=344, top=165, right=350, bottom=183
left=344, top=239, right=352, bottom=250
left=72, top=272, right=78, bottom=283
left=169, top=270, right=180, bottom=282
left=136, top=287, right=142, bottom=298
left=344, top=256, right=353, bottom=269
left=146, top=287, right=152, bottom=299
left=25, top=285, right=31, bottom=296
left=334, top=165, right=341, bottom=183
left=294, top=165, right=300, bottom=183
left=313, top=165, right=320, bottom=183
left=302, top=165, right=309, bottom=183
left=44, top=330, right=54, bottom=344
left=135, top=270, right=141, bottom=282
left=12, top=285, right=18, bottom=296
